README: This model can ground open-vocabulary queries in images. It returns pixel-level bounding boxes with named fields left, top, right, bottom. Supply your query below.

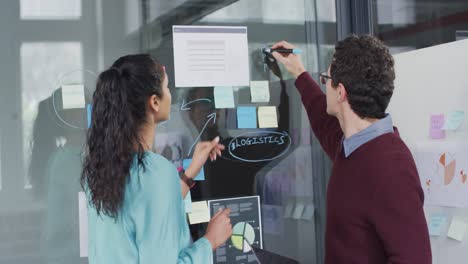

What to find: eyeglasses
left=319, top=72, right=332, bottom=85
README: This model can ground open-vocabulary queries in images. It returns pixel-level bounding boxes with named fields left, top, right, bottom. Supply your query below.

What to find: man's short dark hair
left=330, top=35, right=395, bottom=119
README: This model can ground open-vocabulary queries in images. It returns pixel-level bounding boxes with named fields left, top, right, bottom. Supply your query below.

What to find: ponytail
left=82, top=54, right=164, bottom=217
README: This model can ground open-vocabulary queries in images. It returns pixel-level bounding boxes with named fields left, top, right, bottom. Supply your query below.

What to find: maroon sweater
left=295, top=72, right=431, bottom=264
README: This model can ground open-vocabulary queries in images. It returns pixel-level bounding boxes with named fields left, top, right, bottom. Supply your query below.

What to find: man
left=271, top=36, right=431, bottom=263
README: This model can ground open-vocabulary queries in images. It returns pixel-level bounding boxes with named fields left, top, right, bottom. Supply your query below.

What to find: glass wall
left=372, top=0, right=468, bottom=53
left=0, top=0, right=336, bottom=263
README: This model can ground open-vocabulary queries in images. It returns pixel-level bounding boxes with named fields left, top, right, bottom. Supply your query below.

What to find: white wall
left=388, top=39, right=468, bottom=264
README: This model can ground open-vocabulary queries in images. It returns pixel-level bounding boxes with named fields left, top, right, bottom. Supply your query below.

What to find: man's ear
left=337, top=83, right=347, bottom=102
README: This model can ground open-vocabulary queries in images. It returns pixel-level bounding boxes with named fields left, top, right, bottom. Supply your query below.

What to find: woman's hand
left=185, top=136, right=225, bottom=179
left=204, top=208, right=232, bottom=250
left=270, top=40, right=306, bottom=78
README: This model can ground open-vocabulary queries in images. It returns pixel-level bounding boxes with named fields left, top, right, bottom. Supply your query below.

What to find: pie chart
left=231, top=222, right=255, bottom=253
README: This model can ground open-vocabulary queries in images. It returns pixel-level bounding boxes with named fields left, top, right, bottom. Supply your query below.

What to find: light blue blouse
left=87, top=152, right=212, bottom=263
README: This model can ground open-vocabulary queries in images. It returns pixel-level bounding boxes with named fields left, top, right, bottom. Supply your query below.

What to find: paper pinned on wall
left=430, top=114, right=445, bottom=139
left=414, top=141, right=468, bottom=208
left=442, top=110, right=464, bottom=130
left=237, top=106, right=257, bottom=128
left=184, top=191, right=193, bottom=213
left=183, top=159, right=205, bottom=181
left=428, top=214, right=447, bottom=236
left=173, top=25, right=250, bottom=87
left=62, top=84, right=85, bottom=109
left=188, top=201, right=211, bottom=225
left=283, top=202, right=294, bottom=219
left=292, top=203, right=305, bottom=220
left=250, top=81, right=270, bottom=103
left=447, top=217, right=468, bottom=242
left=258, top=106, right=278, bottom=128
left=78, top=192, right=88, bottom=257
left=214, top=86, right=235, bottom=109
left=301, top=204, right=315, bottom=221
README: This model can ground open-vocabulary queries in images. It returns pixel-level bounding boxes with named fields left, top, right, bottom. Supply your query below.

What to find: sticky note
left=237, top=106, right=257, bottom=128
left=292, top=203, right=305, bottom=220
left=258, top=106, right=278, bottom=128
left=283, top=203, right=294, bottom=218
left=447, top=217, right=468, bottom=241
left=78, top=192, right=88, bottom=257
left=184, top=191, right=193, bottom=213
left=214, top=86, right=235, bottom=109
left=301, top=204, right=315, bottom=221
left=188, top=201, right=211, bottom=224
left=442, top=111, right=464, bottom=130
left=429, top=114, right=445, bottom=139
left=428, top=214, right=447, bottom=236
left=183, top=159, right=205, bottom=181
left=250, top=81, right=270, bottom=103
left=87, top=104, right=92, bottom=129
left=62, top=84, right=85, bottom=109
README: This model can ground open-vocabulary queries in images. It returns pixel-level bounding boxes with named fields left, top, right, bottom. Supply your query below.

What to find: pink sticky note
left=430, top=114, right=445, bottom=139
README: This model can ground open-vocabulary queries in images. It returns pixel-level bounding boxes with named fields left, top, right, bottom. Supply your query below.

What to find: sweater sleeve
left=369, top=158, right=432, bottom=264
left=295, top=72, right=343, bottom=159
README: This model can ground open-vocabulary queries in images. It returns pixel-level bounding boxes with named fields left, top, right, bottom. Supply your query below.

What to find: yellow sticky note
left=250, top=81, right=270, bottom=103
left=62, top=84, right=85, bottom=109
left=447, top=218, right=468, bottom=242
left=188, top=201, right=210, bottom=225
left=258, top=106, right=278, bottom=128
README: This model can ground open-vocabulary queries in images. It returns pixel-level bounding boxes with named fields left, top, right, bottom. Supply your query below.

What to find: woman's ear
left=148, top=94, right=160, bottom=114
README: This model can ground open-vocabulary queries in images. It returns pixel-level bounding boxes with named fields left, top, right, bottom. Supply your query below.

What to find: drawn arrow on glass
left=180, top=98, right=212, bottom=110
left=187, top=112, right=217, bottom=156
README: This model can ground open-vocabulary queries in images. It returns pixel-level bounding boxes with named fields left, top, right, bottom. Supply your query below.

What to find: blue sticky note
left=237, top=106, right=257, bottom=128
left=428, top=214, right=447, bottom=236
left=442, top=110, right=464, bottom=130
left=184, top=191, right=192, bottom=213
left=214, top=86, right=235, bottom=109
left=183, top=159, right=205, bottom=181
left=87, top=104, right=92, bottom=128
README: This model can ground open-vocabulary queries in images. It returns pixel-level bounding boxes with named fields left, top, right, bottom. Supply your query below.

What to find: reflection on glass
left=373, top=0, right=468, bottom=53
left=20, top=0, right=81, bottom=20
left=20, top=42, right=83, bottom=189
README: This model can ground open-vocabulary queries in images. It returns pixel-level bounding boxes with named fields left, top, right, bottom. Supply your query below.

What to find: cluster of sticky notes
left=430, top=111, right=465, bottom=139
left=62, top=84, right=85, bottom=109
left=250, top=81, right=270, bottom=103
left=214, top=86, right=235, bottom=109
left=188, top=201, right=211, bottom=225
left=183, top=159, right=205, bottom=181
left=236, top=106, right=278, bottom=129
left=283, top=202, right=315, bottom=221
left=428, top=215, right=468, bottom=242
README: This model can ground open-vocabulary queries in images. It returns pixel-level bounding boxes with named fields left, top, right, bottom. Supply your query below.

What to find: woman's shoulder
left=131, top=152, right=177, bottom=185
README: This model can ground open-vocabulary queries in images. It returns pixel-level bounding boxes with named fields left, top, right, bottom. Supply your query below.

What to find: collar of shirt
left=342, top=114, right=394, bottom=158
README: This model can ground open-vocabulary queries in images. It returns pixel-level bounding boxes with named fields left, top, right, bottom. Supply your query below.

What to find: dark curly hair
left=81, top=54, right=165, bottom=218
left=330, top=35, right=395, bottom=119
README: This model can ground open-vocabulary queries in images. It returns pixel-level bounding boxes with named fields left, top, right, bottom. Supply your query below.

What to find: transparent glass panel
left=0, top=0, right=336, bottom=262
left=143, top=0, right=336, bottom=263
left=20, top=0, right=81, bottom=20
left=372, top=0, right=468, bottom=53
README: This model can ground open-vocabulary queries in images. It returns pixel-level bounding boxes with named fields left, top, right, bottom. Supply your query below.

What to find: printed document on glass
left=173, top=25, right=250, bottom=87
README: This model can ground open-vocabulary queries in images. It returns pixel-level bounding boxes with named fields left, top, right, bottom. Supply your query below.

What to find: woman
left=81, top=54, right=232, bottom=263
